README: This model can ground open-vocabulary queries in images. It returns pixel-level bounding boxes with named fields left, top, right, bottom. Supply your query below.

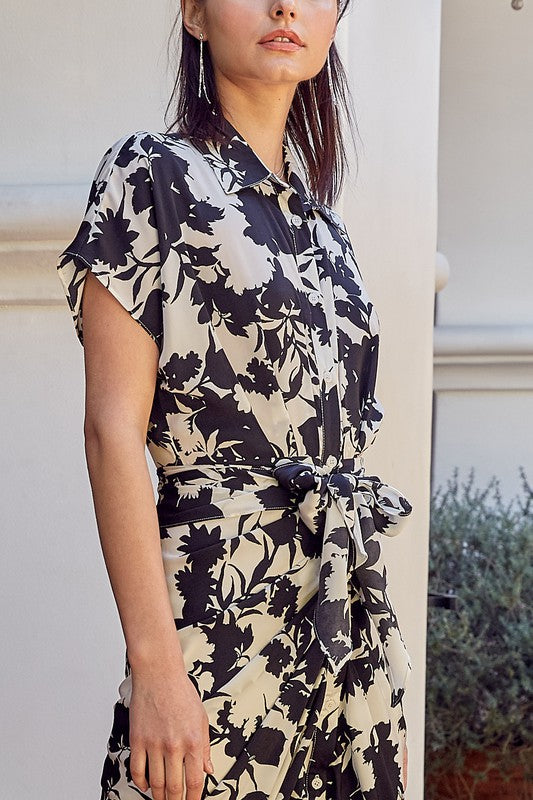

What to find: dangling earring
left=198, top=32, right=214, bottom=109
left=326, top=47, right=337, bottom=107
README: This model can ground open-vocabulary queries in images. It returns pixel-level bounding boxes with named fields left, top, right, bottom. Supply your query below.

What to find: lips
left=258, top=29, right=304, bottom=46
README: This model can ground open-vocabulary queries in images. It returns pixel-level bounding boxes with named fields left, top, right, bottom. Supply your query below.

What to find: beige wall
left=338, top=4, right=440, bottom=798
left=1, top=4, right=174, bottom=799
left=0, top=3, right=439, bottom=799
left=434, top=0, right=533, bottom=500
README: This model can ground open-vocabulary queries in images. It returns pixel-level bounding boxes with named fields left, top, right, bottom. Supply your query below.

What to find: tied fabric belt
left=156, top=455, right=413, bottom=701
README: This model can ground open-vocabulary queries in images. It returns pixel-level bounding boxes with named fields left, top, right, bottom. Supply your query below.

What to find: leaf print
left=263, top=638, right=292, bottom=678
left=90, top=204, right=139, bottom=271
left=127, top=164, right=156, bottom=220
left=267, top=575, right=299, bottom=623
left=361, top=721, right=401, bottom=800
left=238, top=357, right=277, bottom=398
left=162, top=351, right=202, bottom=391
left=246, top=726, right=286, bottom=767
left=217, top=700, right=248, bottom=758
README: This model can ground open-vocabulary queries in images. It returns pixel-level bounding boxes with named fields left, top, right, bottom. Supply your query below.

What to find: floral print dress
left=56, top=116, right=413, bottom=800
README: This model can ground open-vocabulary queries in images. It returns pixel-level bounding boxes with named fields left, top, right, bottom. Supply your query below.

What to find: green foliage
left=425, top=467, right=533, bottom=782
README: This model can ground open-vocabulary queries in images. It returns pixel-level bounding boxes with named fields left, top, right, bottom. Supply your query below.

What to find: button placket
left=310, top=330, right=338, bottom=464
left=283, top=202, right=330, bottom=461
left=300, top=264, right=336, bottom=389
left=323, top=660, right=341, bottom=716
left=291, top=213, right=304, bottom=228
left=311, top=774, right=323, bottom=790
left=313, top=274, right=343, bottom=461
left=289, top=224, right=299, bottom=269
left=323, top=364, right=337, bottom=387
left=284, top=198, right=341, bottom=466
left=305, top=727, right=319, bottom=797
left=306, top=666, right=343, bottom=798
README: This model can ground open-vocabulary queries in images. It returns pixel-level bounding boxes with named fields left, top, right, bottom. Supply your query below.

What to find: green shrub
left=425, top=467, right=533, bottom=792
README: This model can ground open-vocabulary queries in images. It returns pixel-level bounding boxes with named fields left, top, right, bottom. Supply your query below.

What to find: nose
left=271, top=0, right=296, bottom=19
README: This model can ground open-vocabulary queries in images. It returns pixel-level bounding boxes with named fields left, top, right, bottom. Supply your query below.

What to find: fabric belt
left=155, top=454, right=413, bottom=701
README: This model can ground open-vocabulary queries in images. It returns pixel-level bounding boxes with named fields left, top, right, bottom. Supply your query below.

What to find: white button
left=324, top=368, right=336, bottom=385
left=311, top=775, right=323, bottom=790
left=326, top=698, right=336, bottom=711
left=291, top=213, right=303, bottom=227
left=326, top=455, right=337, bottom=469
left=308, top=290, right=321, bottom=306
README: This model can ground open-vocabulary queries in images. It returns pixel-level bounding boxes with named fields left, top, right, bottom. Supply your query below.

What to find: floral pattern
left=56, top=116, right=413, bottom=800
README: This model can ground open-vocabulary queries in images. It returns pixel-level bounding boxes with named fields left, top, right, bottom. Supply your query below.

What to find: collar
left=191, top=115, right=345, bottom=228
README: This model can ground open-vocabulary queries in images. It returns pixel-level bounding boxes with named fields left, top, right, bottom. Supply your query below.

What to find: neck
left=216, top=78, right=296, bottom=176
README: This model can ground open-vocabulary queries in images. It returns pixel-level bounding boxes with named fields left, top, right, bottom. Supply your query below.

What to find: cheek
left=207, top=0, right=255, bottom=42
left=309, top=3, right=338, bottom=47
left=206, top=4, right=256, bottom=68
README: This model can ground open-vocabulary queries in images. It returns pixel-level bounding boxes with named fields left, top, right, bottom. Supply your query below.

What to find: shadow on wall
left=424, top=467, right=533, bottom=800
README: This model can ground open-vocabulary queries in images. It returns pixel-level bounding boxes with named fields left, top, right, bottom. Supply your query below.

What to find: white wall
left=433, top=390, right=533, bottom=496
left=1, top=0, right=170, bottom=186
left=434, top=0, right=533, bottom=501
left=0, top=2, right=438, bottom=799
left=1, top=4, right=174, bottom=800
left=339, top=3, right=440, bottom=798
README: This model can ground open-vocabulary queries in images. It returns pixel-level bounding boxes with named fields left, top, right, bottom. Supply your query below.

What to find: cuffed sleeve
left=56, top=132, right=164, bottom=353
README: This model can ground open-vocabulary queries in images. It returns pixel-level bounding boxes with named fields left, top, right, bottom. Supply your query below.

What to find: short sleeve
left=56, top=132, right=164, bottom=353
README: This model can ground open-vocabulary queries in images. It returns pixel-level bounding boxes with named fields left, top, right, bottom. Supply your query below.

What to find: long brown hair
left=163, top=1, right=359, bottom=208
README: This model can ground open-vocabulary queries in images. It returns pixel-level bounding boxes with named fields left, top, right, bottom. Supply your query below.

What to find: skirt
left=99, top=503, right=406, bottom=800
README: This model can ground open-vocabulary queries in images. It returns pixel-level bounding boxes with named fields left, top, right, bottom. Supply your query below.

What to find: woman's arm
left=81, top=271, right=213, bottom=800
left=82, top=270, right=179, bottom=671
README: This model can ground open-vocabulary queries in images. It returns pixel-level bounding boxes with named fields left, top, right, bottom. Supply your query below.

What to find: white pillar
left=336, top=3, right=442, bottom=797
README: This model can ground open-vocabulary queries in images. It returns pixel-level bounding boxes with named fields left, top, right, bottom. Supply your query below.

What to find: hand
left=128, top=663, right=214, bottom=800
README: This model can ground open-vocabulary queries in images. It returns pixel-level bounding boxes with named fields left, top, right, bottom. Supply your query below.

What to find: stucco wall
left=339, top=4, right=440, bottom=797
left=434, top=0, right=533, bottom=501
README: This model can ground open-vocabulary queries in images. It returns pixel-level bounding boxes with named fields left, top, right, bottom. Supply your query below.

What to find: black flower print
left=162, top=351, right=202, bottom=391
left=57, top=116, right=412, bottom=800
left=239, top=357, right=277, bottom=398
left=267, top=574, right=299, bottom=623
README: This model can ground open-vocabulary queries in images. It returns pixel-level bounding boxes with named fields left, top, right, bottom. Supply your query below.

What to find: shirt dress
left=56, top=115, right=413, bottom=800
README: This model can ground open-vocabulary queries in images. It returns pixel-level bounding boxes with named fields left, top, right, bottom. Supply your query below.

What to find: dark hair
left=163, top=1, right=359, bottom=207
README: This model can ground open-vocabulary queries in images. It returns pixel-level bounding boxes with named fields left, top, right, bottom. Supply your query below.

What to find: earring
left=198, top=32, right=212, bottom=106
left=326, top=48, right=337, bottom=107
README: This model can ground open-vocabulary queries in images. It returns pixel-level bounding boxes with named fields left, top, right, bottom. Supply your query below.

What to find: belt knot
left=272, top=456, right=366, bottom=547
left=271, top=454, right=412, bottom=694
left=272, top=459, right=323, bottom=496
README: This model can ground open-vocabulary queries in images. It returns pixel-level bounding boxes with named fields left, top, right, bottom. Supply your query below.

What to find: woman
left=56, top=1, right=413, bottom=799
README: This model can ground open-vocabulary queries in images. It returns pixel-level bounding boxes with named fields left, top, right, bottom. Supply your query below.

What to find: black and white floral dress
left=56, top=116, right=413, bottom=800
